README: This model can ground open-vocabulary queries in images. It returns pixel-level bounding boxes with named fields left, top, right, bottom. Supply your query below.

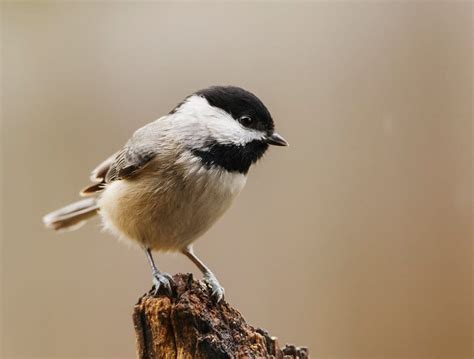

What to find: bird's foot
left=203, top=272, right=225, bottom=302
left=152, top=271, right=173, bottom=296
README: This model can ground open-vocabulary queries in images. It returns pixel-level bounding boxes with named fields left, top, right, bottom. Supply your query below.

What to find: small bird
left=43, top=86, right=288, bottom=301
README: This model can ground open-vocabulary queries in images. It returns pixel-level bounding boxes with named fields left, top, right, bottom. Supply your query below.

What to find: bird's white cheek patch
left=206, top=118, right=265, bottom=146
left=176, top=95, right=266, bottom=146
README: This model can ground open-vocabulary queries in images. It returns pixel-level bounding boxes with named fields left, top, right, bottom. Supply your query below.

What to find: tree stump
left=132, top=273, right=308, bottom=358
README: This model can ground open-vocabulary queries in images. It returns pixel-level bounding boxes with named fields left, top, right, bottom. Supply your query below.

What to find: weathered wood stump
left=133, top=273, right=308, bottom=358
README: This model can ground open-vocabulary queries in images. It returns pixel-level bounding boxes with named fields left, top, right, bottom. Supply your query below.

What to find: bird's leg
left=145, top=248, right=173, bottom=295
left=182, top=245, right=224, bottom=302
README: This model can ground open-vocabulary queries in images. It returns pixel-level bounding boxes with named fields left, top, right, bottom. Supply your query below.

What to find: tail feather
left=43, top=198, right=99, bottom=231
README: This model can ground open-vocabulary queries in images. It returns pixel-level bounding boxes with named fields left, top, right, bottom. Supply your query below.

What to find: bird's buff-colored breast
left=97, top=152, right=247, bottom=251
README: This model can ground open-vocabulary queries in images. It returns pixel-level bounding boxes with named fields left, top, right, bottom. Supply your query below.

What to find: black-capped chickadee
left=43, top=86, right=288, bottom=301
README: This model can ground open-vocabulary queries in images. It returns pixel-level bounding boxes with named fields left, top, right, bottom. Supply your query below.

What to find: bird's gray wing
left=105, top=144, right=157, bottom=182
left=89, top=152, right=119, bottom=182
left=80, top=124, right=160, bottom=196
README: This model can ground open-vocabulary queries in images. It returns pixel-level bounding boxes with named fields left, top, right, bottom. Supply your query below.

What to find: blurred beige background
left=1, top=2, right=472, bottom=358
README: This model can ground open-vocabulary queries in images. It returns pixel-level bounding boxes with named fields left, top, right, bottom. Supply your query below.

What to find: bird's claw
left=152, top=271, right=173, bottom=295
left=203, top=272, right=225, bottom=302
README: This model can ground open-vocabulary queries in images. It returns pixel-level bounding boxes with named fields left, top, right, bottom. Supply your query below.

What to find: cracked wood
left=133, top=273, right=308, bottom=359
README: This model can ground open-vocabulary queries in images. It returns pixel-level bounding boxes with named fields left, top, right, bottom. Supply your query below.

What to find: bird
left=43, top=85, right=288, bottom=301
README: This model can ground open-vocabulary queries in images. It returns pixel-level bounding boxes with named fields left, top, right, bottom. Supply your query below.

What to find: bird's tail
left=43, top=198, right=99, bottom=231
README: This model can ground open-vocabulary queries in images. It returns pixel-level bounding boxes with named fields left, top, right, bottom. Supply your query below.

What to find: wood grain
left=133, top=273, right=308, bottom=358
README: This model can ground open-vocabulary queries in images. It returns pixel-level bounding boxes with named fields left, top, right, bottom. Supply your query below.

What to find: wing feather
left=80, top=125, right=159, bottom=196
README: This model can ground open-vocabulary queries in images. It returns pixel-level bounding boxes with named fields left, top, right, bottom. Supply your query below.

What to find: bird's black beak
left=266, top=132, right=289, bottom=146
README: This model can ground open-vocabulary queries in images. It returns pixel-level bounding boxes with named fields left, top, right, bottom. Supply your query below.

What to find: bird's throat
left=192, top=140, right=268, bottom=174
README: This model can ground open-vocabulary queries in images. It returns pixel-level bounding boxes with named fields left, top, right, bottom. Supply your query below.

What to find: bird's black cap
left=195, top=86, right=275, bottom=133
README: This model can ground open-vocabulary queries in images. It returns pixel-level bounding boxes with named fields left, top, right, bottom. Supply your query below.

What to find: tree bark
left=132, top=273, right=308, bottom=358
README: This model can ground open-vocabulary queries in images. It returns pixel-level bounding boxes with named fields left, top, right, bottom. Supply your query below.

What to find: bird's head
left=170, top=86, right=288, bottom=174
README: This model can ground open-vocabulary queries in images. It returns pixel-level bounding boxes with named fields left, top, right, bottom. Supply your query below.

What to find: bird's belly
left=98, top=167, right=246, bottom=251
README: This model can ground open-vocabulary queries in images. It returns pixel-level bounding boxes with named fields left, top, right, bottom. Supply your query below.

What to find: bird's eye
left=239, top=116, right=254, bottom=127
